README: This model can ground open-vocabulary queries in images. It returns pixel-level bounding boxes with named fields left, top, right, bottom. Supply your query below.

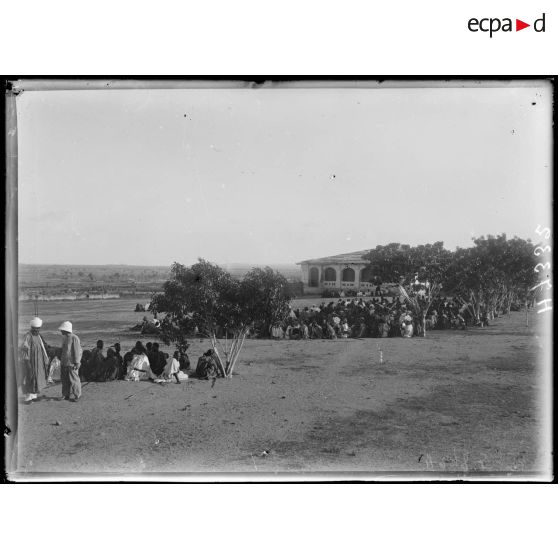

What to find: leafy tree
left=363, top=242, right=452, bottom=284
left=444, top=235, right=537, bottom=322
left=150, top=260, right=292, bottom=377
left=363, top=242, right=452, bottom=336
left=499, top=236, right=540, bottom=314
left=362, top=243, right=413, bottom=283
left=241, top=267, right=292, bottom=336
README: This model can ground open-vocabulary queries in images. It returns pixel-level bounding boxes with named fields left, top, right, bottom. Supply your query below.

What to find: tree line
left=363, top=234, right=539, bottom=328
left=150, top=234, right=542, bottom=374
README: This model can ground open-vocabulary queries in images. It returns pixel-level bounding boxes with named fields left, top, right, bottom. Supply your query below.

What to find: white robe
left=48, top=356, right=61, bottom=382
left=162, top=357, right=180, bottom=380
left=402, top=323, right=414, bottom=338
left=125, top=354, right=154, bottom=381
left=271, top=325, right=284, bottom=339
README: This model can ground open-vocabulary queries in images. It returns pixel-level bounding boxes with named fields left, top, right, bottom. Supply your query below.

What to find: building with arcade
left=296, top=249, right=376, bottom=294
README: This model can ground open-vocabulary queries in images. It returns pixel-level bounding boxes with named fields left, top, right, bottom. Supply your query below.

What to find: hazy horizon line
left=18, top=261, right=302, bottom=268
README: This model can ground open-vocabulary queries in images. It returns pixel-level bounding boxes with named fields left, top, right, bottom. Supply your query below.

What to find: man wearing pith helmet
left=20, top=317, right=50, bottom=403
left=58, top=321, right=83, bottom=402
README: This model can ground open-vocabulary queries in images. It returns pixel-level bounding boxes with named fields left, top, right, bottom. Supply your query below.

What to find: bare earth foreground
left=12, top=301, right=550, bottom=478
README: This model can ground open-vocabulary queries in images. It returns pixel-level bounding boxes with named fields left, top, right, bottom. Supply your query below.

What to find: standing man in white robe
left=20, top=317, right=50, bottom=402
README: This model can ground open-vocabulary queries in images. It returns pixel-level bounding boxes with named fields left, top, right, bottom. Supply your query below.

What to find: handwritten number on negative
left=535, top=225, right=551, bottom=240
left=534, top=262, right=550, bottom=273
left=534, top=245, right=551, bottom=256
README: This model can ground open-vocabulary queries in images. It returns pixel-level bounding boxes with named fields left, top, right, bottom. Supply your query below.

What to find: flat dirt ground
left=12, top=298, right=551, bottom=478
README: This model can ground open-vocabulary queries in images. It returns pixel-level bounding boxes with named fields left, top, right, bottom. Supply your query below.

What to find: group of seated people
left=43, top=337, right=225, bottom=386
left=270, top=296, right=475, bottom=340
left=79, top=340, right=191, bottom=383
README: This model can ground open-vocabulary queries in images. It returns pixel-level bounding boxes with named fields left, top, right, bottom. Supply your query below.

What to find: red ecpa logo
left=468, top=13, right=546, bottom=37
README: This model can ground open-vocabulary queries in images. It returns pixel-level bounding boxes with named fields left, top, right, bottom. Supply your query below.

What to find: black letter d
left=534, top=13, right=545, bottom=32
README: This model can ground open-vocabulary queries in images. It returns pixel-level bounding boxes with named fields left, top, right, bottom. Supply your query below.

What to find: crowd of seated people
left=270, top=295, right=477, bottom=340
left=78, top=339, right=192, bottom=383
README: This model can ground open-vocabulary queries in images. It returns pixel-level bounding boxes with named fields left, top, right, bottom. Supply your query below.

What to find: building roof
left=296, top=249, right=371, bottom=266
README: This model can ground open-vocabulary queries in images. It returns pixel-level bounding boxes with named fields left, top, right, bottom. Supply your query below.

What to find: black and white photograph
left=4, top=79, right=553, bottom=480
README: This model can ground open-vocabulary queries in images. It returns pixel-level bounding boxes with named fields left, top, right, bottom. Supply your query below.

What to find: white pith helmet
left=58, top=321, right=73, bottom=333
left=30, top=317, right=43, bottom=328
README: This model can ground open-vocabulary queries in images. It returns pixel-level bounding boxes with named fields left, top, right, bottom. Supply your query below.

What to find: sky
left=16, top=82, right=552, bottom=266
